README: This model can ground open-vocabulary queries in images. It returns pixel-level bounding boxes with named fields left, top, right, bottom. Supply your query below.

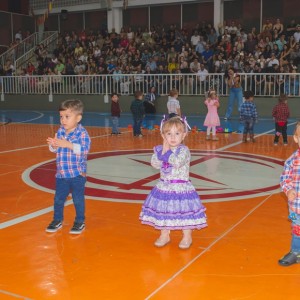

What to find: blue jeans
left=53, top=176, right=87, bottom=223
left=133, top=117, right=143, bottom=135
left=225, top=87, right=243, bottom=119
left=289, top=210, right=300, bottom=253
left=111, top=116, right=119, bottom=133
left=243, top=117, right=255, bottom=134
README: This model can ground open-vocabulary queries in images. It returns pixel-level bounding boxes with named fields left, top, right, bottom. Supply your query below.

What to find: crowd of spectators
left=2, top=18, right=300, bottom=95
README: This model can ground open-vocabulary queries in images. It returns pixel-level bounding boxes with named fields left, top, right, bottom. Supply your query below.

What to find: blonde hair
left=169, top=88, right=179, bottom=97
left=161, top=116, right=188, bottom=134
left=208, top=90, right=216, bottom=98
left=294, top=122, right=300, bottom=135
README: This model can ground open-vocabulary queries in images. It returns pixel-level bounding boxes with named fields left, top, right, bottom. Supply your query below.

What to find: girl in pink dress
left=204, top=90, right=220, bottom=141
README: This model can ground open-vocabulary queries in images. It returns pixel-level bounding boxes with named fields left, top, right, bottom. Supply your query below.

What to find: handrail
left=15, top=31, right=59, bottom=71
left=0, top=31, right=58, bottom=69
left=0, top=72, right=299, bottom=98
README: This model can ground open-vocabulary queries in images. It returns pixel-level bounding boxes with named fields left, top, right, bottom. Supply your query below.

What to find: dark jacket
left=111, top=101, right=121, bottom=117
left=130, top=99, right=145, bottom=118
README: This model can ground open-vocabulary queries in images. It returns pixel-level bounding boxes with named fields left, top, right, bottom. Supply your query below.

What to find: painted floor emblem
left=22, top=150, right=283, bottom=203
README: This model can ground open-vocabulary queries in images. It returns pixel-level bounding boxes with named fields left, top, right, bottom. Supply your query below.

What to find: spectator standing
left=197, top=63, right=209, bottom=93
left=224, top=68, right=243, bottom=121
left=190, top=30, right=201, bottom=48
left=294, top=25, right=300, bottom=43
left=144, top=86, right=158, bottom=114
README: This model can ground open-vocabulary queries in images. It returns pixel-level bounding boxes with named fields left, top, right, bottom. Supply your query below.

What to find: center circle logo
left=22, top=150, right=283, bottom=203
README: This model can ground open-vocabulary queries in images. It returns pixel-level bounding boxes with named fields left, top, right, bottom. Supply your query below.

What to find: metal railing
left=0, top=73, right=299, bottom=97
left=29, top=0, right=107, bottom=10
left=15, top=31, right=59, bottom=71
left=0, top=31, right=58, bottom=69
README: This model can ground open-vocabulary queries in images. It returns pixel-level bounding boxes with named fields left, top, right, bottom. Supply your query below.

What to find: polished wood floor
left=0, top=120, right=299, bottom=300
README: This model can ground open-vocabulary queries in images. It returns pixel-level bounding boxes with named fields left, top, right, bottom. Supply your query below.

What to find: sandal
left=179, top=237, right=192, bottom=249
left=278, top=252, right=300, bottom=266
left=154, top=236, right=170, bottom=247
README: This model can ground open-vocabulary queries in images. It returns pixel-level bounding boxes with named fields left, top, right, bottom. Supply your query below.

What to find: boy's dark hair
left=243, top=90, right=254, bottom=100
left=111, top=92, right=118, bottom=98
left=134, top=90, right=143, bottom=98
left=59, top=99, right=84, bottom=115
left=279, top=93, right=288, bottom=102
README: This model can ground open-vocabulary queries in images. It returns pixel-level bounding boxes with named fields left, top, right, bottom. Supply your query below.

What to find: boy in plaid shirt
left=272, top=94, right=290, bottom=146
left=46, top=99, right=91, bottom=234
left=279, top=122, right=300, bottom=266
left=239, top=90, right=258, bottom=143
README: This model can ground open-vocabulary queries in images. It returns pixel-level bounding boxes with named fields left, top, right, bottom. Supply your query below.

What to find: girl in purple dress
left=140, top=116, right=207, bottom=249
left=204, top=90, right=221, bottom=141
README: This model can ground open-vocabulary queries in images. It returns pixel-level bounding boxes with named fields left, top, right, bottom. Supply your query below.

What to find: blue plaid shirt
left=50, top=124, right=91, bottom=178
left=240, top=101, right=258, bottom=121
left=280, top=149, right=300, bottom=214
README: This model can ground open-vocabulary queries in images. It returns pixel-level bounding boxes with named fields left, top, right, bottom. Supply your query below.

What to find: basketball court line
left=0, top=289, right=32, bottom=300
left=145, top=193, right=274, bottom=299
left=0, top=132, right=122, bottom=154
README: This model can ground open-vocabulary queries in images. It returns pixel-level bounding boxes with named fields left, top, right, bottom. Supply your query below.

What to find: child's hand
left=162, top=139, right=170, bottom=154
left=287, top=189, right=297, bottom=202
left=46, top=134, right=72, bottom=149
left=47, top=134, right=58, bottom=148
left=54, top=137, right=72, bottom=149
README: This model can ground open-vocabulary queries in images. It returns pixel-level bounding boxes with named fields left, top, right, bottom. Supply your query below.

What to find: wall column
left=38, top=22, right=44, bottom=43
left=214, top=0, right=224, bottom=34
left=107, top=7, right=123, bottom=33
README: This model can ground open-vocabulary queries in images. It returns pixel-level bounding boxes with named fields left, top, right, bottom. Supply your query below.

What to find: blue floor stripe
left=0, top=109, right=297, bottom=135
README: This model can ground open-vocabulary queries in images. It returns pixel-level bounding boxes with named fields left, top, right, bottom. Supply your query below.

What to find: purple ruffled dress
left=140, top=144, right=207, bottom=230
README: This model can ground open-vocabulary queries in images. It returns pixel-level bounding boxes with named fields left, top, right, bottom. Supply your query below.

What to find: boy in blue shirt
left=46, top=99, right=91, bottom=234
left=239, top=90, right=258, bottom=143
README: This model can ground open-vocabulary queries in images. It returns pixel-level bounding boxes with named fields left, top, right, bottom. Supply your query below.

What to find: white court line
left=0, top=132, right=120, bottom=154
left=0, top=289, right=32, bottom=300
left=217, top=121, right=298, bottom=151
left=145, top=193, right=273, bottom=300
left=16, top=111, right=44, bottom=123
left=0, top=200, right=73, bottom=229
